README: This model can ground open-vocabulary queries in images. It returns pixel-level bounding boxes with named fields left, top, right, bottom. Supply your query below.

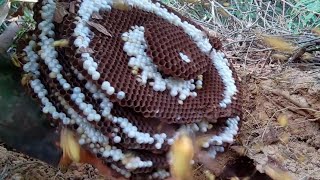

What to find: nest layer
left=17, top=0, right=243, bottom=179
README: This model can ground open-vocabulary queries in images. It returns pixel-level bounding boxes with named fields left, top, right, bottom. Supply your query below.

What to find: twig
left=213, top=1, right=243, bottom=26
left=223, top=38, right=258, bottom=48
left=286, top=39, right=320, bottom=64
left=286, top=47, right=307, bottom=64
left=298, top=37, right=320, bottom=44
left=237, top=48, right=273, bottom=53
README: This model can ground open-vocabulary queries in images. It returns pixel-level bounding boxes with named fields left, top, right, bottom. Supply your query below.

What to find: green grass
left=163, top=0, right=320, bottom=34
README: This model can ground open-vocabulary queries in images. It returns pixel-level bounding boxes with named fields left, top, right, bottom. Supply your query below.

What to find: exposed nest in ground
left=14, top=0, right=244, bottom=179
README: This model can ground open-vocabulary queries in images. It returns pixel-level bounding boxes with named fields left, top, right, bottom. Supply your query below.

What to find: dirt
left=0, top=62, right=319, bottom=179
left=0, top=145, right=104, bottom=180
left=242, top=66, right=320, bottom=180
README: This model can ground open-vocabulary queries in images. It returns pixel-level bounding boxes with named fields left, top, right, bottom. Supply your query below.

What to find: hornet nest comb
left=17, top=0, right=243, bottom=179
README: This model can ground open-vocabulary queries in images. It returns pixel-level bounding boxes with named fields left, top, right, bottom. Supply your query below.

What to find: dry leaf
left=87, top=21, right=112, bottom=37
left=77, top=47, right=95, bottom=54
left=54, top=2, right=69, bottom=23
left=91, top=12, right=103, bottom=20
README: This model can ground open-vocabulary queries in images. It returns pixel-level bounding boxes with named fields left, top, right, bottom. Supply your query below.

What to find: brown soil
left=1, top=62, right=319, bottom=179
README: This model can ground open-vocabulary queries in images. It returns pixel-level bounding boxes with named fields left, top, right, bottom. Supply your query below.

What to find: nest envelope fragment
left=17, top=0, right=243, bottom=179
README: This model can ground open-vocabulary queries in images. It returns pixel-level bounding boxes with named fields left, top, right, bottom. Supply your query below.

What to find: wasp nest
left=17, top=0, right=243, bottom=179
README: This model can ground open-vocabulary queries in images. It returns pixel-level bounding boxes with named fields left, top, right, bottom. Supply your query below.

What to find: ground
left=1, top=62, right=319, bottom=179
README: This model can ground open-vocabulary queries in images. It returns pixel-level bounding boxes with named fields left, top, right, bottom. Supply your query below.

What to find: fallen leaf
left=92, top=12, right=103, bottom=20
left=87, top=21, right=112, bottom=37
left=77, top=47, right=95, bottom=54
left=54, top=2, right=69, bottom=23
